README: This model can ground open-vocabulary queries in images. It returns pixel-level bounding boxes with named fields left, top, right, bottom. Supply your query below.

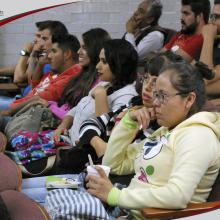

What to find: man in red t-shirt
left=162, top=0, right=211, bottom=62
left=1, top=34, right=81, bottom=117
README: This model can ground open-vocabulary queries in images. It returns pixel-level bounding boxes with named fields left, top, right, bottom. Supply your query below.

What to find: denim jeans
left=0, top=95, right=15, bottom=110
left=22, top=174, right=80, bottom=205
left=22, top=173, right=131, bottom=219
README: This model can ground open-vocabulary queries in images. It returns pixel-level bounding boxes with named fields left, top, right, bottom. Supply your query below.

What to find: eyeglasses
left=210, top=13, right=220, bottom=21
left=153, top=91, right=189, bottom=104
left=141, top=75, right=157, bottom=89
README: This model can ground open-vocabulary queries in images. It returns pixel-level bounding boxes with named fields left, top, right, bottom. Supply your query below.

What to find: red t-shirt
left=11, top=64, right=81, bottom=108
left=165, top=32, right=203, bottom=60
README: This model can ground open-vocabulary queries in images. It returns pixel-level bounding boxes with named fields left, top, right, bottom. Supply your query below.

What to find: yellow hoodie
left=103, top=111, right=220, bottom=220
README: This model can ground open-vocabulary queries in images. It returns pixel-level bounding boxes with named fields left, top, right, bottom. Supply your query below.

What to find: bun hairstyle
left=161, top=62, right=214, bottom=116
left=144, top=51, right=183, bottom=77
left=194, top=61, right=215, bottom=80
left=135, top=51, right=183, bottom=95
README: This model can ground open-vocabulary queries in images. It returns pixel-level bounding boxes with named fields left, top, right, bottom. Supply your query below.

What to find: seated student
left=82, top=62, right=220, bottom=219
left=20, top=39, right=137, bottom=201
left=0, top=20, right=66, bottom=84
left=58, top=51, right=184, bottom=172
left=4, top=28, right=111, bottom=158
left=0, top=20, right=69, bottom=109
left=0, top=23, right=43, bottom=105
left=0, top=34, right=81, bottom=132
left=20, top=52, right=183, bottom=204
left=0, top=34, right=80, bottom=115
left=162, top=0, right=210, bottom=62
left=15, top=20, right=69, bottom=84
left=53, top=39, right=139, bottom=146
left=124, top=0, right=164, bottom=61
left=56, top=28, right=111, bottom=113
left=25, top=21, right=69, bottom=84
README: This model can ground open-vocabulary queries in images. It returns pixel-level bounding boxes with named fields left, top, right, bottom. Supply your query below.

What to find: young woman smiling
left=54, top=39, right=139, bottom=146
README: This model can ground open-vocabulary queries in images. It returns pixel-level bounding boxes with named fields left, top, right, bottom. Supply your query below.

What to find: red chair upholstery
left=0, top=153, right=22, bottom=192
left=0, top=132, right=7, bottom=152
left=1, top=190, right=51, bottom=220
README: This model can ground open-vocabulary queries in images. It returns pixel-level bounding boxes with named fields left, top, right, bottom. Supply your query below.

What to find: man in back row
left=124, top=0, right=164, bottom=61
left=0, top=34, right=81, bottom=130
left=25, top=21, right=68, bottom=85
left=200, top=0, right=220, bottom=96
left=163, top=0, right=210, bottom=62
left=0, top=20, right=69, bottom=110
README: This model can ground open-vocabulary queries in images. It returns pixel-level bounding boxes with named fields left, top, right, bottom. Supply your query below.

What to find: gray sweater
left=67, top=82, right=138, bottom=145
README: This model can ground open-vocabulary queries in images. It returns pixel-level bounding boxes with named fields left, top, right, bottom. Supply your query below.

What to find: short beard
left=181, top=21, right=198, bottom=35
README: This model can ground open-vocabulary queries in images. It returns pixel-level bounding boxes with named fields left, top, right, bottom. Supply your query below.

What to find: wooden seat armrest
left=0, top=83, right=20, bottom=91
left=0, top=82, right=27, bottom=91
left=0, top=72, right=14, bottom=76
left=141, top=201, right=220, bottom=219
left=16, top=82, right=28, bottom=88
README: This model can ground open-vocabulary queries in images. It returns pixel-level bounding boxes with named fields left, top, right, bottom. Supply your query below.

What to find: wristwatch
left=20, top=50, right=30, bottom=57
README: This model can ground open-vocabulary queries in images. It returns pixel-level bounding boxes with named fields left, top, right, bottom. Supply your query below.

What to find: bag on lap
left=58, top=143, right=99, bottom=173
left=5, top=130, right=70, bottom=177
left=4, top=103, right=60, bottom=141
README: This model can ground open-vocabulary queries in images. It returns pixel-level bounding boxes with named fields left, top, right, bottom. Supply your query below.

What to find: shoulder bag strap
left=18, top=155, right=56, bottom=176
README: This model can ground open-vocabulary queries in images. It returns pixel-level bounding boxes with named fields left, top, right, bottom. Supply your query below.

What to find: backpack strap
left=18, top=155, right=56, bottom=176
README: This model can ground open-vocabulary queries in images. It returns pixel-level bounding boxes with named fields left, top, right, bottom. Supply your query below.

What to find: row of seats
left=0, top=152, right=50, bottom=220
left=0, top=131, right=220, bottom=219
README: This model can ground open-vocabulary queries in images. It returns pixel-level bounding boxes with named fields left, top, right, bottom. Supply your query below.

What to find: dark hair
left=58, top=28, right=110, bottom=108
left=134, top=51, right=183, bottom=94
left=144, top=51, right=183, bottom=76
left=52, top=34, right=80, bottom=62
left=103, top=39, right=138, bottom=91
left=147, top=0, right=163, bottom=26
left=82, top=28, right=111, bottom=68
left=214, top=0, right=220, bottom=4
left=35, top=20, right=68, bottom=37
left=161, top=62, right=214, bottom=116
left=181, top=0, right=211, bottom=24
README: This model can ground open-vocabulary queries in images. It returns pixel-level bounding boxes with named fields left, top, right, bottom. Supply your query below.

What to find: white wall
left=0, top=0, right=213, bottom=66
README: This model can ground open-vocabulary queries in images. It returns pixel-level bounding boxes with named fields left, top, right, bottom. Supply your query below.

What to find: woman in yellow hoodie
left=86, top=62, right=220, bottom=219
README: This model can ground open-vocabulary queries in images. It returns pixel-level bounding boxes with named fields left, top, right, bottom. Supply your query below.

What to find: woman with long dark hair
left=58, top=28, right=111, bottom=109
left=54, top=39, right=139, bottom=145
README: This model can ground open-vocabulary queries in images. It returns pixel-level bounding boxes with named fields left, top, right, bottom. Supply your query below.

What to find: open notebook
left=46, top=176, right=81, bottom=189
